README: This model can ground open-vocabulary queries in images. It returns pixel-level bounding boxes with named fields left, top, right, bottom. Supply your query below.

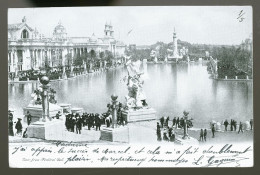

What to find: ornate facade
left=8, top=17, right=126, bottom=75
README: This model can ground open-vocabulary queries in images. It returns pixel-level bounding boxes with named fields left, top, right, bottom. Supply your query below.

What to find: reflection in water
left=8, top=63, right=253, bottom=128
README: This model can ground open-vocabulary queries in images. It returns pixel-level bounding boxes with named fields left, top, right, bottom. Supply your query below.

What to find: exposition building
left=8, top=16, right=126, bottom=78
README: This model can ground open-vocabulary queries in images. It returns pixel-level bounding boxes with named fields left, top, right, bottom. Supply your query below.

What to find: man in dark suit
left=172, top=117, right=176, bottom=127
left=224, top=119, right=229, bottom=131
left=238, top=122, right=243, bottom=134
left=250, top=119, right=253, bottom=130
left=160, top=117, right=164, bottom=128
left=176, top=117, right=180, bottom=128
left=15, top=118, right=23, bottom=136
left=211, top=124, right=216, bottom=138
left=76, top=116, right=82, bottom=134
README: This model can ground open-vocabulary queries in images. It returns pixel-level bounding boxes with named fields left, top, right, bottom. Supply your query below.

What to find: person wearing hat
left=8, top=110, right=13, bottom=121
left=15, top=118, right=23, bottom=136
left=26, top=111, right=32, bottom=126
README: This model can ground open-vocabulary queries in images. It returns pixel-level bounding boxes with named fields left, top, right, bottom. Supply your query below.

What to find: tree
left=105, top=50, right=114, bottom=63
left=73, top=54, right=83, bottom=67
left=90, top=50, right=96, bottom=61
left=99, top=51, right=105, bottom=60
left=65, top=53, right=73, bottom=67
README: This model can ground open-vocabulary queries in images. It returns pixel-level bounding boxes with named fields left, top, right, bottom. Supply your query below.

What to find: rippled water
left=8, top=62, right=253, bottom=128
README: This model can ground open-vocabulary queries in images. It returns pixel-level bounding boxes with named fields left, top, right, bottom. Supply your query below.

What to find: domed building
left=53, top=21, right=67, bottom=41
left=8, top=17, right=126, bottom=79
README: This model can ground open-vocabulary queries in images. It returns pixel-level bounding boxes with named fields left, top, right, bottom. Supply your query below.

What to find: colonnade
left=8, top=47, right=99, bottom=74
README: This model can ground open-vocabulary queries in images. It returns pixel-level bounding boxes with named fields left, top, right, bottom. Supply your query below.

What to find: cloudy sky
left=8, top=6, right=252, bottom=45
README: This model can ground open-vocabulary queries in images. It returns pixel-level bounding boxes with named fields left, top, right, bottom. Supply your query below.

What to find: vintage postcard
left=8, top=6, right=253, bottom=167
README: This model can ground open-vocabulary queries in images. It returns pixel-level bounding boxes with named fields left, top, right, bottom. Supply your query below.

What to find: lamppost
left=111, top=94, right=119, bottom=128
left=182, top=111, right=190, bottom=140
left=40, top=76, right=50, bottom=122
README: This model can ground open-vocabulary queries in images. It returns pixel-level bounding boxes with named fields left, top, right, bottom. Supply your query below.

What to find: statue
left=30, top=88, right=42, bottom=105
left=125, top=59, right=148, bottom=110
left=49, top=88, right=57, bottom=104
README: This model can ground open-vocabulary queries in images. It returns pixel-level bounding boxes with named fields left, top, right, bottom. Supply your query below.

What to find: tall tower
left=173, top=28, right=178, bottom=58
left=104, top=22, right=110, bottom=37
left=104, top=21, right=114, bottom=38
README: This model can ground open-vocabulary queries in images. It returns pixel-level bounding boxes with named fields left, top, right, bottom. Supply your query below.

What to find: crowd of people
left=64, top=103, right=127, bottom=134
left=65, top=113, right=104, bottom=134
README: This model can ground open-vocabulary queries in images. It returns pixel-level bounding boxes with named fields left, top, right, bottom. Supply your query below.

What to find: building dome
left=53, top=21, right=67, bottom=40
left=53, top=21, right=66, bottom=33
left=90, top=33, right=97, bottom=43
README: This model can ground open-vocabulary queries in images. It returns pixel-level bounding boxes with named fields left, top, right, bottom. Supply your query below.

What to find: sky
left=8, top=6, right=252, bottom=45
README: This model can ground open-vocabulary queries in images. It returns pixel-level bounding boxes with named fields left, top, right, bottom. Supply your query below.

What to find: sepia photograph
left=8, top=6, right=253, bottom=167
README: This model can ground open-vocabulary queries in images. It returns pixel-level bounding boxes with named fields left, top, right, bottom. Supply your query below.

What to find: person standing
left=95, top=115, right=101, bottom=131
left=250, top=119, right=253, bottom=130
left=15, top=118, right=23, bottom=136
left=76, top=117, right=82, bottom=134
left=172, top=117, right=176, bottom=127
left=211, top=124, right=215, bottom=138
left=199, top=129, right=204, bottom=141
left=234, top=120, right=237, bottom=131
left=165, top=116, right=170, bottom=128
left=27, top=111, right=32, bottom=126
left=8, top=110, right=13, bottom=121
left=204, top=129, right=207, bottom=141
left=224, top=119, right=229, bottom=131
left=176, top=117, right=180, bottom=128
left=9, top=117, right=14, bottom=136
left=230, top=119, right=233, bottom=131
left=238, top=122, right=243, bottom=133
left=156, top=122, right=162, bottom=141
left=160, top=117, right=164, bottom=128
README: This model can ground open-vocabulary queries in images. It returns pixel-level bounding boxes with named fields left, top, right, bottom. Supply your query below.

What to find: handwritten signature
left=204, top=154, right=249, bottom=167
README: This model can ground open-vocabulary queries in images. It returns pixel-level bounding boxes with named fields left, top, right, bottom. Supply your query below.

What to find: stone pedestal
left=100, top=126, right=129, bottom=143
left=27, top=119, right=64, bottom=140
left=23, top=104, right=63, bottom=123
left=58, top=103, right=71, bottom=114
left=122, top=108, right=157, bottom=122
left=71, top=107, right=84, bottom=115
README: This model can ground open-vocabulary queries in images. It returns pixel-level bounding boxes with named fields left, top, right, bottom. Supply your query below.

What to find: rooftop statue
left=125, top=59, right=148, bottom=110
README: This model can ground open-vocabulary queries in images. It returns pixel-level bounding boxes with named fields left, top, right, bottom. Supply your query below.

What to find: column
left=10, top=51, right=14, bottom=72
left=79, top=48, right=82, bottom=56
left=61, top=48, right=67, bottom=79
left=111, top=94, right=118, bottom=128
left=22, top=49, right=26, bottom=71
left=31, top=50, right=35, bottom=69
left=14, top=50, right=18, bottom=76
left=70, top=49, right=74, bottom=75
left=40, top=79, right=51, bottom=122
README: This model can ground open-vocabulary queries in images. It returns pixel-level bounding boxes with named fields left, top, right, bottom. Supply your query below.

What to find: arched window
left=21, top=29, right=29, bottom=39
